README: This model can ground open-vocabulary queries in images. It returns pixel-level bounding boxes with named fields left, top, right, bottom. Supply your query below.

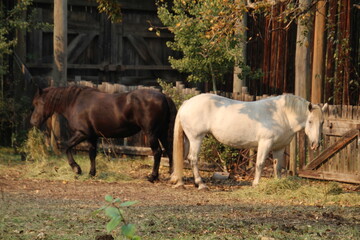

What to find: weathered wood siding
left=27, top=0, right=181, bottom=86
left=246, top=0, right=359, bottom=105
left=298, top=105, right=360, bottom=183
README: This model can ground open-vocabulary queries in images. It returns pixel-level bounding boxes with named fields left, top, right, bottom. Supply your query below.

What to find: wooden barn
left=22, top=0, right=182, bottom=86
left=4, top=0, right=360, bottom=184
left=11, top=0, right=359, bottom=105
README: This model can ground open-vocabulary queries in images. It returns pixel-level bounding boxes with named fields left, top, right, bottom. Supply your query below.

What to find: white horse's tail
left=170, top=113, right=184, bottom=185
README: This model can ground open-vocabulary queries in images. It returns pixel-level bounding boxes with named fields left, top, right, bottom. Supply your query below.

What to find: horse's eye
left=308, top=120, right=312, bottom=124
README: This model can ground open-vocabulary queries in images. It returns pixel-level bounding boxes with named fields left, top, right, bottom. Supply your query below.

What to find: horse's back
left=178, top=94, right=292, bottom=149
left=117, top=89, right=175, bottom=133
left=125, top=89, right=171, bottom=121
left=178, top=94, right=245, bottom=140
left=68, top=88, right=170, bottom=138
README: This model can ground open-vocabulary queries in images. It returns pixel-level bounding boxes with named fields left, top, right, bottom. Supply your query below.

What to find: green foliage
left=237, top=61, right=264, bottom=83
left=157, top=79, right=195, bottom=108
left=200, top=135, right=240, bottom=171
left=0, top=0, right=51, bottom=147
left=0, top=95, right=32, bottom=146
left=96, top=195, right=140, bottom=240
left=0, top=0, right=51, bottom=74
left=96, top=0, right=122, bottom=23
left=20, top=127, right=49, bottom=162
left=157, top=0, right=246, bottom=89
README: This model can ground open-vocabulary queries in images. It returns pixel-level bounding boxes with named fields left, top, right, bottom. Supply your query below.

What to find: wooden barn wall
left=26, top=0, right=182, bottom=86
left=246, top=0, right=359, bottom=105
left=246, top=3, right=297, bottom=97
left=24, top=0, right=359, bottom=103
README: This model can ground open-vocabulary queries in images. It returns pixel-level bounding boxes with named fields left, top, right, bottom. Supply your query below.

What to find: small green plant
left=200, top=134, right=242, bottom=172
left=96, top=195, right=140, bottom=240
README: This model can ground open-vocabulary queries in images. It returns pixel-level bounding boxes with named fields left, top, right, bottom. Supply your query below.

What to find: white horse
left=170, top=94, right=328, bottom=189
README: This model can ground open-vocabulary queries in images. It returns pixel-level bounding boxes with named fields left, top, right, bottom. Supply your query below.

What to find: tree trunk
left=52, top=0, right=68, bottom=154
left=53, top=0, right=67, bottom=87
left=233, top=5, right=247, bottom=94
left=311, top=0, right=326, bottom=104
left=291, top=0, right=312, bottom=176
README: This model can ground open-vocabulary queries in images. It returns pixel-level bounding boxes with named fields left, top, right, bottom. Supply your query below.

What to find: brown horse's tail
left=170, top=112, right=184, bottom=185
left=165, top=96, right=177, bottom=154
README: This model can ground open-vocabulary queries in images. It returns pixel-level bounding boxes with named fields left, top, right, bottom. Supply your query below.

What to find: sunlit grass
left=0, top=147, right=156, bottom=183
left=231, top=176, right=360, bottom=207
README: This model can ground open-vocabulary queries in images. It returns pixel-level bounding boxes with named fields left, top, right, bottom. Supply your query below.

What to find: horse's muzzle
left=310, top=142, right=320, bottom=150
left=30, top=117, right=41, bottom=128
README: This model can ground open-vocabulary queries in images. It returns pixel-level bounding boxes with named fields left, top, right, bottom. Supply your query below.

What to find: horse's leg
left=88, top=137, right=98, bottom=176
left=66, top=131, right=87, bottom=174
left=253, top=139, right=273, bottom=186
left=187, top=136, right=207, bottom=190
left=148, top=134, right=162, bottom=182
left=159, top=134, right=173, bottom=174
left=273, top=148, right=285, bottom=179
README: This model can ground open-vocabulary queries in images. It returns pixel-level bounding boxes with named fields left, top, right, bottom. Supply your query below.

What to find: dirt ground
left=1, top=164, right=360, bottom=240
left=0, top=168, right=245, bottom=206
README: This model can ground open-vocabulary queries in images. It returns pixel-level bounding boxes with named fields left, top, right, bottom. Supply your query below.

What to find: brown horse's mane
left=43, top=85, right=97, bottom=116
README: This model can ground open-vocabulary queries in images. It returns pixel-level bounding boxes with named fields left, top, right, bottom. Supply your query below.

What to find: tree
left=96, top=0, right=122, bottom=23
left=0, top=0, right=50, bottom=147
left=157, top=0, right=246, bottom=92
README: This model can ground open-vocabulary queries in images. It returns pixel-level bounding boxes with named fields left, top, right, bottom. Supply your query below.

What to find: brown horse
left=30, top=85, right=176, bottom=181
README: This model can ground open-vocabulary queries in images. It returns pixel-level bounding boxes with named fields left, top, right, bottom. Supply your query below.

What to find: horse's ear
left=308, top=103, right=313, bottom=112
left=322, top=103, right=329, bottom=112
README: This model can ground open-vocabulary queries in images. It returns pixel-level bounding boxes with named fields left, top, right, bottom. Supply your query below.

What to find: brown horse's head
left=30, top=88, right=49, bottom=128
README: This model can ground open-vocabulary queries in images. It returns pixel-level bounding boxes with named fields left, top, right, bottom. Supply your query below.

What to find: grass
left=231, top=176, right=360, bottom=207
left=229, top=176, right=360, bottom=207
left=1, top=147, right=360, bottom=239
left=0, top=146, right=152, bottom=182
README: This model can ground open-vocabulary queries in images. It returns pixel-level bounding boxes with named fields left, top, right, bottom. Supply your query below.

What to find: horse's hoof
left=198, top=184, right=209, bottom=191
left=89, top=170, right=96, bottom=176
left=147, top=175, right=158, bottom=183
left=172, top=183, right=185, bottom=189
left=169, top=175, right=178, bottom=184
left=72, top=166, right=82, bottom=175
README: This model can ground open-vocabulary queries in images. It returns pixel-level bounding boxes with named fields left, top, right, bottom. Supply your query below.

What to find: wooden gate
left=298, top=105, right=360, bottom=184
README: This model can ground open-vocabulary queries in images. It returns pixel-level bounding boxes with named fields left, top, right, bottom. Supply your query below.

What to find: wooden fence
left=298, top=105, right=360, bottom=184
left=66, top=80, right=360, bottom=184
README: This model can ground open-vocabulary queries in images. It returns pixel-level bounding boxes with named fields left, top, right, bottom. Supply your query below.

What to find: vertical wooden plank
left=269, top=6, right=278, bottom=95
left=311, top=0, right=326, bottom=104
left=29, top=8, right=43, bottom=63
left=262, top=17, right=271, bottom=94
left=275, top=4, right=284, bottom=95
left=324, top=0, right=337, bottom=104
left=356, top=133, right=359, bottom=174
left=289, top=136, right=297, bottom=175
left=343, top=0, right=351, bottom=105
left=298, top=131, right=306, bottom=169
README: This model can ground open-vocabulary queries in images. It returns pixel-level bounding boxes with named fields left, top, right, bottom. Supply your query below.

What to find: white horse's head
left=305, top=103, right=328, bottom=150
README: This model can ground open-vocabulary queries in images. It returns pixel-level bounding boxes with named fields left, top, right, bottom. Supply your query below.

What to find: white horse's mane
left=281, top=94, right=310, bottom=116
